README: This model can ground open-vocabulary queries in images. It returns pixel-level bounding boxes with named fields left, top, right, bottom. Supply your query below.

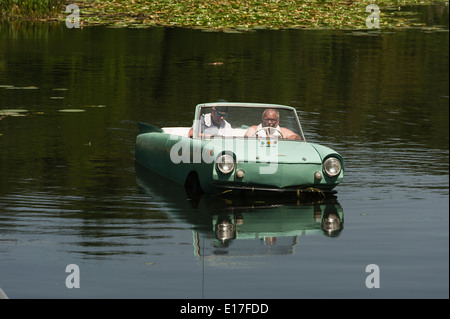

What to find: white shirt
left=199, top=113, right=232, bottom=136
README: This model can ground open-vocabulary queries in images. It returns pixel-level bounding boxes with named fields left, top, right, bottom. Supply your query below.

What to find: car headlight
left=216, top=154, right=235, bottom=174
left=323, top=157, right=342, bottom=177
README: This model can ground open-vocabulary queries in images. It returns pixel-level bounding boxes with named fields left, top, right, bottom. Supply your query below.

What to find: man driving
left=244, top=108, right=301, bottom=140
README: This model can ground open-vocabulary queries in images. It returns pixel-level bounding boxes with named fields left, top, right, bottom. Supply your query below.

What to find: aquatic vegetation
left=3, top=85, right=39, bottom=90
left=0, top=83, right=107, bottom=117
left=58, top=109, right=86, bottom=112
left=1, top=0, right=447, bottom=30
left=60, top=0, right=449, bottom=30
left=0, top=0, right=64, bottom=20
left=0, top=109, right=29, bottom=116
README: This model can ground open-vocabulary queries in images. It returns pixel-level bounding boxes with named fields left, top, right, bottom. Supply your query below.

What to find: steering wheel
left=252, top=127, right=284, bottom=139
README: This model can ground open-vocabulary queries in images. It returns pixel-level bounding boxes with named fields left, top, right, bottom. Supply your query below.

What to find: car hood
left=206, top=139, right=331, bottom=164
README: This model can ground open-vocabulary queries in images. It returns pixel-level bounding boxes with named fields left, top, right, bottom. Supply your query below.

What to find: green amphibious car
left=135, top=102, right=344, bottom=197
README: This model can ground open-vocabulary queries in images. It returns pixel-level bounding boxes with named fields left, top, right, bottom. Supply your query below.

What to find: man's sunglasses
left=214, top=109, right=228, bottom=118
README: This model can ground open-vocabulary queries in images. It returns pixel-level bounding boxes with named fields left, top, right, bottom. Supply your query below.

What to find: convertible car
left=135, top=102, right=344, bottom=197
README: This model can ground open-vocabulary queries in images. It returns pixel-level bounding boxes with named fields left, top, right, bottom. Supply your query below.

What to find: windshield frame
left=193, top=103, right=306, bottom=141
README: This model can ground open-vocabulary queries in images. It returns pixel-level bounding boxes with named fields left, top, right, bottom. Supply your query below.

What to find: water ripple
left=0, top=190, right=187, bottom=260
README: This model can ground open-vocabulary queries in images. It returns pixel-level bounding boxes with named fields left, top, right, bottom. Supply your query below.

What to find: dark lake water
left=0, top=10, right=448, bottom=299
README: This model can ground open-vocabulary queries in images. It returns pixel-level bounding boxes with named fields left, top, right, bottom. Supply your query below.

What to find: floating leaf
left=0, top=85, right=14, bottom=88
left=0, top=109, right=29, bottom=116
left=59, top=109, right=86, bottom=113
left=0, top=109, right=28, bottom=113
left=6, top=86, right=39, bottom=90
left=50, top=96, right=64, bottom=99
left=52, top=88, right=68, bottom=91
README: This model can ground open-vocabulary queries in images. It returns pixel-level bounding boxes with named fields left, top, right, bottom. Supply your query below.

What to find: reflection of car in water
left=194, top=202, right=343, bottom=261
left=136, top=165, right=344, bottom=262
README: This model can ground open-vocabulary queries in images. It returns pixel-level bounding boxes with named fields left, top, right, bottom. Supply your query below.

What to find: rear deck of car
left=162, top=127, right=248, bottom=138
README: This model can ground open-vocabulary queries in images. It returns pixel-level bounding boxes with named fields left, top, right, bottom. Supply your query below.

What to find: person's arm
left=244, top=126, right=258, bottom=137
left=189, top=129, right=208, bottom=138
left=281, top=128, right=302, bottom=140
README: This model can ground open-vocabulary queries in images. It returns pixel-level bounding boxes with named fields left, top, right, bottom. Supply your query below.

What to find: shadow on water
left=135, top=164, right=344, bottom=261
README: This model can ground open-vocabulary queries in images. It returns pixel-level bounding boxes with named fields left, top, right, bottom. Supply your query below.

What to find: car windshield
left=196, top=105, right=305, bottom=140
